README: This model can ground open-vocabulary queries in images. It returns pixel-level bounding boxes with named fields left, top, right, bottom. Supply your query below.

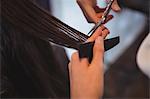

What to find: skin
left=69, top=26, right=109, bottom=99
left=76, top=0, right=121, bottom=23
left=69, top=0, right=121, bottom=98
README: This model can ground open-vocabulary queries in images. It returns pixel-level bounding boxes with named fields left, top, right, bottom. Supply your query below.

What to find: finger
left=68, top=62, right=72, bottom=77
left=71, top=51, right=89, bottom=68
left=101, top=28, right=110, bottom=39
left=83, top=6, right=99, bottom=23
left=87, top=27, right=102, bottom=42
left=103, top=15, right=113, bottom=23
left=99, top=25, right=106, bottom=31
left=80, top=58, right=89, bottom=67
left=71, top=52, right=80, bottom=64
left=91, top=36, right=104, bottom=66
left=111, top=0, right=121, bottom=12
left=87, top=25, right=106, bottom=42
left=77, top=1, right=99, bottom=23
left=96, top=13, right=103, bottom=18
left=94, top=5, right=105, bottom=13
left=68, top=62, right=71, bottom=71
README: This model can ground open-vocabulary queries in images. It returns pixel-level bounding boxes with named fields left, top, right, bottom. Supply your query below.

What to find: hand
left=69, top=36, right=104, bottom=99
left=69, top=26, right=109, bottom=99
left=77, top=0, right=121, bottom=23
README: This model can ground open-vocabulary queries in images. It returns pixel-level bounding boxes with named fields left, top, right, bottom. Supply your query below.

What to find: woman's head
left=1, top=0, right=70, bottom=97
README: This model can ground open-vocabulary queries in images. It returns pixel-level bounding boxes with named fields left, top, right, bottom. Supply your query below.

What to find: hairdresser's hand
left=69, top=26, right=109, bottom=99
left=69, top=36, right=104, bottom=99
left=77, top=0, right=121, bottom=23
left=88, top=25, right=110, bottom=40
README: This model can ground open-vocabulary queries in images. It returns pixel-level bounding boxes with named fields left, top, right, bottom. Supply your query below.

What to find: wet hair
left=1, top=0, right=73, bottom=98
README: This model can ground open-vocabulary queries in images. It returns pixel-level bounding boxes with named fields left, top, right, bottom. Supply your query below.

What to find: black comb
left=78, top=36, right=120, bottom=62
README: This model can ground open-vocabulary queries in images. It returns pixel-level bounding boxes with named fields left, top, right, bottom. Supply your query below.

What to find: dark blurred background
left=35, top=0, right=149, bottom=98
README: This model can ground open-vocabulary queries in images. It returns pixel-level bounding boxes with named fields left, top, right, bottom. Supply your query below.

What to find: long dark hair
left=1, top=0, right=70, bottom=98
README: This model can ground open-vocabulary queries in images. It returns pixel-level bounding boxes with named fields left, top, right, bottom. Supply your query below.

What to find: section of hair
left=1, top=0, right=70, bottom=97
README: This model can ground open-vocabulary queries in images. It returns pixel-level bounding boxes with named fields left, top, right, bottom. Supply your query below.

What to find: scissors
left=88, top=0, right=114, bottom=36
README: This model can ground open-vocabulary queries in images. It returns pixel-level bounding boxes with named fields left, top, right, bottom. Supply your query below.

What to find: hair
left=0, top=0, right=88, bottom=97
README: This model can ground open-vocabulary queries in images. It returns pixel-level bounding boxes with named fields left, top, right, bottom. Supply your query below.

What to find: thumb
left=91, top=36, right=104, bottom=66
